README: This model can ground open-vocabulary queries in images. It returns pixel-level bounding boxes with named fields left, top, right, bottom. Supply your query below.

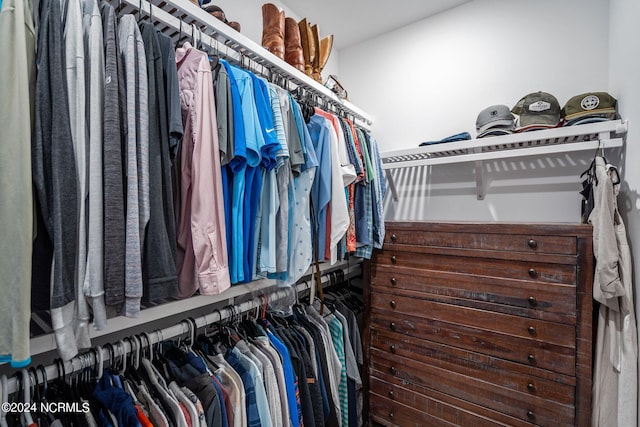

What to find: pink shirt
left=175, top=43, right=230, bottom=297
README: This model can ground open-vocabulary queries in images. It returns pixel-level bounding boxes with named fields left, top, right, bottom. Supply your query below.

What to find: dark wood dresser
left=364, top=222, right=594, bottom=427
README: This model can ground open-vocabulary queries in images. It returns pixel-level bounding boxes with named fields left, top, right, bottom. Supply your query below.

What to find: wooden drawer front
left=370, top=265, right=576, bottom=321
left=370, top=329, right=575, bottom=403
left=385, top=230, right=576, bottom=255
left=371, top=351, right=576, bottom=426
left=370, top=375, right=533, bottom=427
left=371, top=293, right=576, bottom=347
left=370, top=392, right=460, bottom=426
left=370, top=311, right=576, bottom=376
left=375, top=249, right=576, bottom=284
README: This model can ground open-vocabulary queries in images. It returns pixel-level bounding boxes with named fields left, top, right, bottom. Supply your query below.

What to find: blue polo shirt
left=219, top=60, right=246, bottom=284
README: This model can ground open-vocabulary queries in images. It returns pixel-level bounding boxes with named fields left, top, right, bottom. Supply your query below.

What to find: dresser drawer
left=371, top=293, right=576, bottom=348
left=370, top=392, right=459, bottom=427
left=371, top=351, right=576, bottom=426
left=370, top=265, right=576, bottom=321
left=370, top=375, right=534, bottom=427
left=370, top=328, right=575, bottom=404
left=370, top=309, right=576, bottom=376
left=375, top=249, right=577, bottom=284
left=385, top=229, right=577, bottom=255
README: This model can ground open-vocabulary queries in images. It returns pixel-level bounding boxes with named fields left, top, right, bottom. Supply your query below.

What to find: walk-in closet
left=1, top=0, right=639, bottom=426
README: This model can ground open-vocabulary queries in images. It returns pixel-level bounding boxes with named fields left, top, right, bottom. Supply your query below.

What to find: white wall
left=340, top=0, right=610, bottom=150
left=609, top=0, right=640, bottom=423
left=337, top=0, right=611, bottom=222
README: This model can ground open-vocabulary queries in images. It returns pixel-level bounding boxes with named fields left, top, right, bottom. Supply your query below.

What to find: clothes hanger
left=33, top=366, right=56, bottom=426
left=19, top=369, right=34, bottom=426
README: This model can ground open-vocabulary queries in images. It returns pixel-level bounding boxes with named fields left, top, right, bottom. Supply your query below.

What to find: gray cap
left=476, top=105, right=515, bottom=135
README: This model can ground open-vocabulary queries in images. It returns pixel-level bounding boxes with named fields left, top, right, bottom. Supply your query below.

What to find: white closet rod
left=5, top=264, right=361, bottom=395
left=115, top=0, right=373, bottom=128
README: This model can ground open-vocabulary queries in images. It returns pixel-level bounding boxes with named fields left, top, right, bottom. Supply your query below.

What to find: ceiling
left=280, top=0, right=472, bottom=50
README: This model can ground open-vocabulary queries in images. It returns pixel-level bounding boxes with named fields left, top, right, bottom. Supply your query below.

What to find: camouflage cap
left=512, top=92, right=561, bottom=129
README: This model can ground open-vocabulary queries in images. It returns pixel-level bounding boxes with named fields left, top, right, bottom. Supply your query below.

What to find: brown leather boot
left=284, top=17, right=305, bottom=72
left=262, top=3, right=285, bottom=60
left=310, top=24, right=322, bottom=82
left=298, top=18, right=315, bottom=78
left=317, top=35, right=333, bottom=83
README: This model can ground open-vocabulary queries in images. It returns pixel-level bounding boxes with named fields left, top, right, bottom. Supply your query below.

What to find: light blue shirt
left=229, top=347, right=273, bottom=427
left=219, top=60, right=246, bottom=284
left=307, top=115, right=333, bottom=261
left=278, top=99, right=319, bottom=286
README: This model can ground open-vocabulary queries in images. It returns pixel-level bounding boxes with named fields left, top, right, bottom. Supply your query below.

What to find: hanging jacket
left=590, top=156, right=638, bottom=427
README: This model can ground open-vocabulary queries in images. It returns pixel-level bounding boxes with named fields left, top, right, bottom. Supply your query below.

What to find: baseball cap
left=512, top=91, right=561, bottom=130
left=476, top=105, right=515, bottom=135
left=477, top=127, right=514, bottom=138
left=562, top=92, right=618, bottom=124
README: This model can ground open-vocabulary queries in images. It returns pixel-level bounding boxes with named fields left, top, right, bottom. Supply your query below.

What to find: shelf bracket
left=385, top=169, right=399, bottom=202
left=474, top=148, right=484, bottom=200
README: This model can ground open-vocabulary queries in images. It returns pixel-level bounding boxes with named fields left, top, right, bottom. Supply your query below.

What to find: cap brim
left=564, top=108, right=617, bottom=122
left=477, top=128, right=514, bottom=138
left=518, top=113, right=560, bottom=128
left=562, top=116, right=611, bottom=127
left=516, top=124, right=559, bottom=133
left=477, top=119, right=515, bottom=134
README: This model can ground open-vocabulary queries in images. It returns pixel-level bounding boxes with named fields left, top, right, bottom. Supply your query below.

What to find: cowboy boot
left=262, top=3, right=285, bottom=60
left=298, top=18, right=315, bottom=78
left=284, top=17, right=305, bottom=72
left=310, top=24, right=322, bottom=82
left=316, top=35, right=333, bottom=83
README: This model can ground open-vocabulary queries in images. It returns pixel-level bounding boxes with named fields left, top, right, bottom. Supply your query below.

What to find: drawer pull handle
left=528, top=296, right=537, bottom=307
left=390, top=322, right=396, bottom=331
left=528, top=354, right=536, bottom=364
left=390, top=277, right=397, bottom=286
left=527, top=411, right=536, bottom=421
left=528, top=268, right=538, bottom=278
left=390, top=300, right=396, bottom=309
left=527, top=383, right=536, bottom=393
left=391, top=234, right=397, bottom=242
left=528, top=326, right=537, bottom=336
left=389, top=412, right=394, bottom=419
left=388, top=390, right=394, bottom=399
left=390, top=345, right=396, bottom=354
left=528, top=239, right=538, bottom=249
left=390, top=366, right=396, bottom=375
left=391, top=255, right=397, bottom=264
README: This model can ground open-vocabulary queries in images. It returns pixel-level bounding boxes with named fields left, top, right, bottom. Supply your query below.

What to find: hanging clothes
left=101, top=1, right=127, bottom=310
left=0, top=0, right=36, bottom=368
left=175, top=42, right=230, bottom=298
left=139, top=21, right=180, bottom=302
left=83, top=0, right=108, bottom=333
left=590, top=156, right=638, bottom=427
left=32, top=0, right=80, bottom=362
left=119, top=14, right=150, bottom=318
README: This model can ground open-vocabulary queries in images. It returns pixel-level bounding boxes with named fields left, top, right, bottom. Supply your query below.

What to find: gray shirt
left=32, top=0, right=80, bottom=361
left=118, top=14, right=149, bottom=317
left=140, top=21, right=179, bottom=302
left=100, top=0, right=126, bottom=307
